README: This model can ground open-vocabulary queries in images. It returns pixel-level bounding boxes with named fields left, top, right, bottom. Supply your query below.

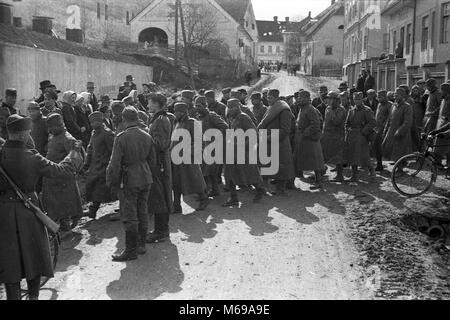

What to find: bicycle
left=391, top=134, right=450, bottom=197
left=20, top=232, right=60, bottom=299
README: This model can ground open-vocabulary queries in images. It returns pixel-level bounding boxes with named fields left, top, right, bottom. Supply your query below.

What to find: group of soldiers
left=1, top=71, right=450, bottom=299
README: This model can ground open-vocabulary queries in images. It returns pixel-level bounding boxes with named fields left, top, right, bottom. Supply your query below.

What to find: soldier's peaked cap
left=353, top=92, right=364, bottom=99
left=268, top=89, right=280, bottom=97
left=111, top=101, right=125, bottom=114
left=204, top=90, right=215, bottom=98
left=195, top=96, right=207, bottom=106
left=426, top=78, right=437, bottom=86
left=181, top=90, right=195, bottom=99
left=230, top=91, right=241, bottom=99
left=327, top=91, right=340, bottom=99
left=89, top=111, right=104, bottom=122
left=46, top=113, right=64, bottom=125
left=251, top=92, right=262, bottom=99
left=298, top=90, right=311, bottom=99
left=150, top=93, right=167, bottom=106
left=28, top=101, right=40, bottom=110
left=441, top=83, right=450, bottom=92
left=221, top=87, right=231, bottom=94
left=122, top=106, right=139, bottom=122
left=227, top=99, right=241, bottom=108
left=174, top=102, right=189, bottom=113
left=6, top=114, right=32, bottom=133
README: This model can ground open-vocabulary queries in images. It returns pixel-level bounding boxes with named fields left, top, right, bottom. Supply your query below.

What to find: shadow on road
left=106, top=242, right=183, bottom=300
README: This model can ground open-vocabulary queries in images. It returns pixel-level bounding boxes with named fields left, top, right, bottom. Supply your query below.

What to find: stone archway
left=138, top=27, right=169, bottom=48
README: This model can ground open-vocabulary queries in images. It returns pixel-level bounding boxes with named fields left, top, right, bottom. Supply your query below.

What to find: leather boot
left=253, top=187, right=265, bottom=203
left=27, top=277, right=40, bottom=300
left=222, top=196, right=239, bottom=207
left=112, top=231, right=138, bottom=262
left=137, top=228, right=147, bottom=255
left=197, top=194, right=210, bottom=211
left=146, top=232, right=170, bottom=244
left=5, top=283, right=21, bottom=300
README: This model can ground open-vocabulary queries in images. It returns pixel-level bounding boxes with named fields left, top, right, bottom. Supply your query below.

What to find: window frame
left=422, top=15, right=429, bottom=51
left=325, top=46, right=333, bottom=55
left=442, top=2, right=450, bottom=44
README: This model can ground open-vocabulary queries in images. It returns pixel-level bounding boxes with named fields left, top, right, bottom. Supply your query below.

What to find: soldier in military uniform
left=0, top=115, right=83, bottom=300
left=223, top=99, right=265, bottom=206
left=221, top=87, right=231, bottom=105
left=373, top=90, right=392, bottom=172
left=86, top=82, right=99, bottom=112
left=171, top=103, right=209, bottom=213
left=84, top=112, right=115, bottom=220
left=230, top=91, right=258, bottom=125
left=1, top=89, right=18, bottom=115
left=195, top=96, right=229, bottom=198
left=40, top=88, right=62, bottom=117
left=146, top=94, right=174, bottom=244
left=106, top=107, right=155, bottom=262
left=250, top=92, right=268, bottom=125
left=0, top=107, right=11, bottom=141
left=205, top=90, right=227, bottom=120
left=312, top=86, right=329, bottom=119
left=181, top=90, right=197, bottom=118
left=41, top=114, right=84, bottom=235
left=423, top=78, right=442, bottom=134
left=28, top=102, right=49, bottom=157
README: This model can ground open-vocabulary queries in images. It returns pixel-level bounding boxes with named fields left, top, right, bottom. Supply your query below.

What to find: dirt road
left=2, top=71, right=449, bottom=300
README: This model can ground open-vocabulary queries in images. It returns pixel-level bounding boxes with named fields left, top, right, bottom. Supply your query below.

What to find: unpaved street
left=2, top=72, right=450, bottom=300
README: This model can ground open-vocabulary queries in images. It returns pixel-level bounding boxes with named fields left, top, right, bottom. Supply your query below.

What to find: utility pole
left=178, top=0, right=196, bottom=89
left=174, top=0, right=179, bottom=68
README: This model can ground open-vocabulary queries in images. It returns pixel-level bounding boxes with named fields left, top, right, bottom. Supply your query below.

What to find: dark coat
left=363, top=97, right=379, bottom=114
left=171, top=116, right=207, bottom=195
left=0, top=140, right=81, bottom=283
left=40, top=102, right=62, bottom=117
left=224, top=113, right=263, bottom=186
left=252, top=103, right=268, bottom=124
left=322, top=105, right=347, bottom=165
left=85, top=125, right=115, bottom=203
left=208, top=101, right=227, bottom=120
left=1, top=102, right=17, bottom=115
left=344, top=105, right=376, bottom=166
left=294, top=104, right=325, bottom=172
left=258, top=100, right=295, bottom=180
left=61, top=102, right=82, bottom=140
left=382, top=101, right=413, bottom=161
left=107, top=125, right=154, bottom=190
left=411, top=96, right=425, bottom=130
left=423, top=88, right=442, bottom=133
left=74, top=105, right=92, bottom=146
left=435, top=96, right=450, bottom=155
left=30, top=114, right=49, bottom=156
left=364, top=75, right=376, bottom=93
left=148, top=111, right=174, bottom=215
left=356, top=76, right=365, bottom=93
left=198, top=111, right=229, bottom=177
left=89, top=93, right=99, bottom=112
left=241, top=105, right=258, bottom=126
left=312, top=96, right=328, bottom=119
left=42, top=131, right=83, bottom=220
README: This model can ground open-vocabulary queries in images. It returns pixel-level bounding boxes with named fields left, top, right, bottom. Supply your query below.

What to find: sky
left=252, top=0, right=333, bottom=21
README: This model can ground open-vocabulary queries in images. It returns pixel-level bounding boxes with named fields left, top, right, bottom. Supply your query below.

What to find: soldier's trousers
left=121, top=185, right=150, bottom=233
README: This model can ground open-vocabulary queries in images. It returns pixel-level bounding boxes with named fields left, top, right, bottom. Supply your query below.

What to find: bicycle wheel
left=391, top=153, right=437, bottom=197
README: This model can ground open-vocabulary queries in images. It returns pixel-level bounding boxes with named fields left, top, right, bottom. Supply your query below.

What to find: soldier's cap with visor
left=441, top=83, right=450, bottom=93
left=395, top=87, right=407, bottom=96
left=327, top=91, right=340, bottom=99
left=204, top=90, right=215, bottom=99
left=366, top=89, right=376, bottom=95
left=268, top=89, right=280, bottom=97
left=122, top=106, right=139, bottom=123
left=227, top=98, right=241, bottom=108
left=377, top=90, right=388, bottom=96
left=27, top=101, right=40, bottom=111
left=149, top=93, right=167, bottom=106
left=338, top=82, right=348, bottom=89
left=416, top=79, right=426, bottom=85
left=46, top=113, right=64, bottom=126
left=111, top=101, right=125, bottom=115
left=230, top=91, right=241, bottom=99
left=353, top=92, right=364, bottom=100
left=221, top=87, right=231, bottom=94
left=101, top=95, right=111, bottom=104
left=298, top=90, right=311, bottom=99
left=173, top=102, right=189, bottom=114
left=194, top=96, right=207, bottom=106
left=319, top=86, right=328, bottom=92
left=251, top=92, right=262, bottom=100
left=181, top=90, right=195, bottom=99
left=5, top=88, right=17, bottom=97
left=6, top=114, right=32, bottom=133
left=238, top=89, right=248, bottom=95
left=426, top=78, right=437, bottom=87
left=89, top=111, right=104, bottom=123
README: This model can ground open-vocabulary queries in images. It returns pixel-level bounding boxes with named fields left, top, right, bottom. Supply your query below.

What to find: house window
left=383, top=33, right=390, bottom=50
left=443, top=2, right=450, bottom=43
left=392, top=30, right=397, bottom=51
left=126, top=11, right=130, bottom=25
left=276, top=46, right=280, bottom=53
left=252, top=23, right=255, bottom=30
left=105, top=5, right=108, bottom=20
left=431, top=12, right=436, bottom=48
left=260, top=45, right=265, bottom=53
left=246, top=20, right=249, bottom=27
left=406, top=23, right=412, bottom=54
left=363, top=28, right=368, bottom=51
left=97, top=3, right=101, bottom=19
left=325, top=46, right=333, bottom=55
left=400, top=26, right=405, bottom=49
left=13, top=17, right=22, bottom=27
left=268, top=45, right=273, bottom=53
left=422, top=15, right=429, bottom=50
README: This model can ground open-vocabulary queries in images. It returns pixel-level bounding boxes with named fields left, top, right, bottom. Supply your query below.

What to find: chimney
left=308, top=11, right=311, bottom=18
left=32, top=16, right=53, bottom=35
left=0, top=2, right=12, bottom=25
left=273, top=16, right=278, bottom=23
left=285, top=17, right=290, bottom=23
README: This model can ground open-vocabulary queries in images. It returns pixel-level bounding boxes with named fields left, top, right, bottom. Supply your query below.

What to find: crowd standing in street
left=1, top=71, right=450, bottom=300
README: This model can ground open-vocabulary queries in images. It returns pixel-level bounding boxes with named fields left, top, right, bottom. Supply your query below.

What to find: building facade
left=256, top=18, right=286, bottom=64
left=1, top=0, right=148, bottom=46
left=301, top=0, right=345, bottom=77
left=130, top=0, right=258, bottom=65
